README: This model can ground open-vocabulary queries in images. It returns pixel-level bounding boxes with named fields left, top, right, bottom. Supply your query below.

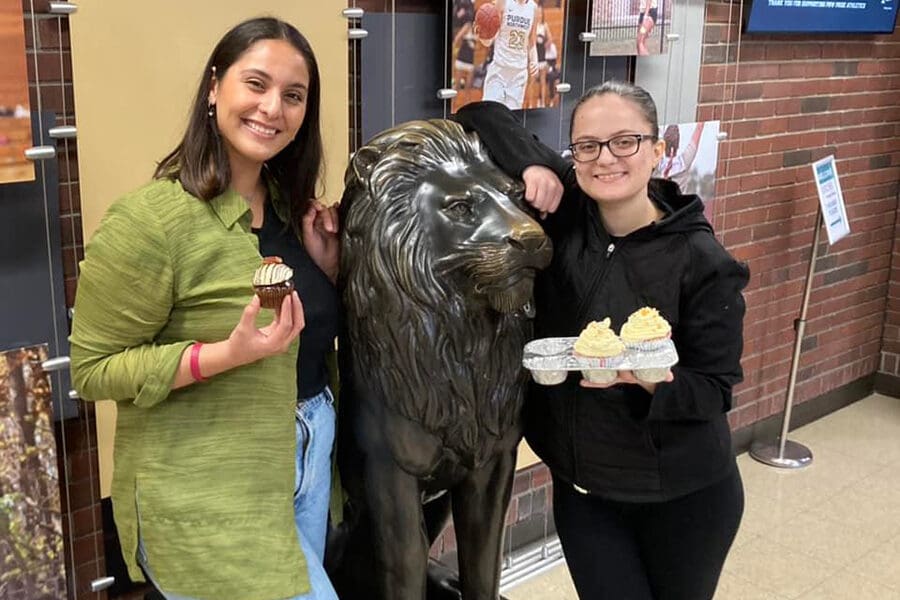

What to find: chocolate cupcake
left=253, top=257, right=294, bottom=310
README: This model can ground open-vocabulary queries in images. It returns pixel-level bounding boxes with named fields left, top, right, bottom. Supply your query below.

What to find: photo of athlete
left=653, top=121, right=721, bottom=218
left=636, top=0, right=658, bottom=55
left=451, top=0, right=478, bottom=91
left=480, top=0, right=539, bottom=110
left=450, top=0, right=566, bottom=113
left=590, top=0, right=672, bottom=57
left=530, top=3, right=553, bottom=108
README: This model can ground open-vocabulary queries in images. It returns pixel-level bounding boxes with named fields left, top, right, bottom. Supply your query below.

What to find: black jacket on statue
left=455, top=102, right=750, bottom=502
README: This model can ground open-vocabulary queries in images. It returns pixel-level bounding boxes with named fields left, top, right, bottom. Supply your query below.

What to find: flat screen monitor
left=745, top=0, right=899, bottom=33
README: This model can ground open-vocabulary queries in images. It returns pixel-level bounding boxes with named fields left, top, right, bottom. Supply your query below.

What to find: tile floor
left=504, top=393, right=900, bottom=600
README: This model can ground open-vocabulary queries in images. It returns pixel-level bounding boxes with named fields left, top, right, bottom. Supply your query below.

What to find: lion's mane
left=339, top=120, right=531, bottom=464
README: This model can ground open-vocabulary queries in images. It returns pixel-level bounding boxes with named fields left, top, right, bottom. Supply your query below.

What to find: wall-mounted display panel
left=745, top=0, right=899, bottom=33
left=0, top=0, right=34, bottom=184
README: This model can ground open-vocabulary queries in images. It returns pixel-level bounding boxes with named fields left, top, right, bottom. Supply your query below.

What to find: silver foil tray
left=523, top=337, right=679, bottom=385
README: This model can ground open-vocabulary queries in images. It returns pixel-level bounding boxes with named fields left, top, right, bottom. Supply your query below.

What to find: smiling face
left=208, top=38, right=310, bottom=179
left=570, top=94, right=665, bottom=208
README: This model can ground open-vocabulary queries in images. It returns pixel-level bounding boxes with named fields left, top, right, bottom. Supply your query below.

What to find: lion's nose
left=506, top=233, right=549, bottom=254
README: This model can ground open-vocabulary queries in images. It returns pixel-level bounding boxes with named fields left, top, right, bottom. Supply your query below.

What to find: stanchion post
left=749, top=207, right=821, bottom=469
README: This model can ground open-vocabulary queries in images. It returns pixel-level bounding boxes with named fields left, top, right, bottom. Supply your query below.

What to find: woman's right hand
left=227, top=292, right=305, bottom=366
left=171, top=293, right=304, bottom=389
left=522, top=165, right=564, bottom=218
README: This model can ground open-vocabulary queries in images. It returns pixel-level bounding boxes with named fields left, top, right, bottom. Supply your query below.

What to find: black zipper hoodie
left=455, top=102, right=750, bottom=501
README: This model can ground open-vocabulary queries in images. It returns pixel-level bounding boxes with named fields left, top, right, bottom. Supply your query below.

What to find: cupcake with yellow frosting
left=619, top=307, right=671, bottom=351
left=573, top=318, right=625, bottom=384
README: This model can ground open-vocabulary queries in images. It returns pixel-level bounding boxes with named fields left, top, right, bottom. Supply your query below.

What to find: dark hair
left=155, top=17, right=323, bottom=234
left=569, top=80, right=660, bottom=141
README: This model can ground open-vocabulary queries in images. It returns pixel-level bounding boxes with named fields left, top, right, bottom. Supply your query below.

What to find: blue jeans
left=139, top=387, right=338, bottom=600
left=291, top=387, right=338, bottom=600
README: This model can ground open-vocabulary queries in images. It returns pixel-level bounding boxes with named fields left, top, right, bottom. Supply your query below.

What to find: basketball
left=474, top=3, right=501, bottom=41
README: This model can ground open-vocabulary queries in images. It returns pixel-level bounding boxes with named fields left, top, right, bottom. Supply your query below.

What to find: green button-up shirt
left=70, top=179, right=309, bottom=599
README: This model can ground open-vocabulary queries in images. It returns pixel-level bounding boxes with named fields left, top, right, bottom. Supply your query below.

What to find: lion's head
left=339, top=119, right=552, bottom=452
left=341, top=119, right=551, bottom=320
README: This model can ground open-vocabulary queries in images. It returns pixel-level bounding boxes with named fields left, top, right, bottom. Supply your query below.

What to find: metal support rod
left=49, top=2, right=78, bottom=14
left=750, top=207, right=820, bottom=469
left=90, top=576, right=115, bottom=592
left=41, top=355, right=71, bottom=372
left=49, top=125, right=77, bottom=139
left=777, top=206, right=823, bottom=456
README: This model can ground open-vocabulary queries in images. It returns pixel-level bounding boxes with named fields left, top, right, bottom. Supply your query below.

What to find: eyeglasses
left=568, top=134, right=657, bottom=162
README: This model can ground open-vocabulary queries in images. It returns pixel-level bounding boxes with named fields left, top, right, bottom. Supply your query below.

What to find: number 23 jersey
left=493, top=0, right=536, bottom=69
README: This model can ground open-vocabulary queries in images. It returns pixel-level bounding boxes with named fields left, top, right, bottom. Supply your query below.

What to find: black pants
left=553, top=469, right=743, bottom=600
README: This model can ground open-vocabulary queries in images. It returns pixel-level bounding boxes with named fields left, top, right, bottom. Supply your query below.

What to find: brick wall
left=21, top=1, right=102, bottom=598
left=698, top=3, right=900, bottom=429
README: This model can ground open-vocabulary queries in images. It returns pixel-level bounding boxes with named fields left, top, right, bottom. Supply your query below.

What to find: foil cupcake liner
left=581, top=368, right=618, bottom=384
left=621, top=337, right=670, bottom=352
left=255, top=280, right=295, bottom=309
left=633, top=367, right=671, bottom=383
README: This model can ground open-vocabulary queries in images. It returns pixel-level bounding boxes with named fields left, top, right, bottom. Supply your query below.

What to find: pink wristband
left=190, top=342, right=206, bottom=382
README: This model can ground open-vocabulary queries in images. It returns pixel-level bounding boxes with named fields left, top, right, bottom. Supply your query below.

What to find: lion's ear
left=351, top=145, right=381, bottom=183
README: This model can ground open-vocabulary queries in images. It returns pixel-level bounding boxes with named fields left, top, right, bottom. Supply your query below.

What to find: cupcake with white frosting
left=253, top=256, right=294, bottom=310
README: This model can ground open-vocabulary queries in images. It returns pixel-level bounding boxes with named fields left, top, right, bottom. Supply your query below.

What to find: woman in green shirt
left=70, top=18, right=340, bottom=600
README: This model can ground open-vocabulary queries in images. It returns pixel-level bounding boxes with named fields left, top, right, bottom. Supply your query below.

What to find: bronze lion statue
left=329, top=119, right=552, bottom=599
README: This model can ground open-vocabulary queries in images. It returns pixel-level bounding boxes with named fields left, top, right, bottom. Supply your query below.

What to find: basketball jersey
left=493, top=0, right=537, bottom=69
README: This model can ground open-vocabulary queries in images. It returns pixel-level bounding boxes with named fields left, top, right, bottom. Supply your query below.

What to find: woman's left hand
left=580, top=369, right=674, bottom=394
left=302, top=200, right=340, bottom=284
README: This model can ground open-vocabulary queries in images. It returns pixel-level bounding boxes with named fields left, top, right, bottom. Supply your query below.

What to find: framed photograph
left=450, top=0, right=567, bottom=113
left=0, top=0, right=34, bottom=184
left=653, top=121, right=721, bottom=213
left=589, top=0, right=673, bottom=57
left=1, top=345, right=67, bottom=599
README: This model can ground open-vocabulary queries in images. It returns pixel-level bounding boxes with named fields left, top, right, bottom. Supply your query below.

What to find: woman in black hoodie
left=455, top=81, right=749, bottom=599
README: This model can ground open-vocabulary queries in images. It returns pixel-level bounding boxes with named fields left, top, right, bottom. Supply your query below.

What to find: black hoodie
left=455, top=102, right=750, bottom=501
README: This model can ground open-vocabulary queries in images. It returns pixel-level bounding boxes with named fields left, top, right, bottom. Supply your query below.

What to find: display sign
left=812, top=155, right=851, bottom=245
left=745, top=0, right=898, bottom=33
left=0, top=0, right=34, bottom=184
left=450, top=0, right=567, bottom=113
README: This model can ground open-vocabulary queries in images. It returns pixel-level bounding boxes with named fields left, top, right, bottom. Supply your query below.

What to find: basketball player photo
left=450, top=0, right=567, bottom=113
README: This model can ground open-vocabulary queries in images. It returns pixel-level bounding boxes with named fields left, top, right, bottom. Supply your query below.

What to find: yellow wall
left=516, top=440, right=540, bottom=470
left=69, top=2, right=348, bottom=497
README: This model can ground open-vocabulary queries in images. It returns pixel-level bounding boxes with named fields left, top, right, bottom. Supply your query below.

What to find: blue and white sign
left=745, top=0, right=899, bottom=33
left=812, top=155, right=851, bottom=245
